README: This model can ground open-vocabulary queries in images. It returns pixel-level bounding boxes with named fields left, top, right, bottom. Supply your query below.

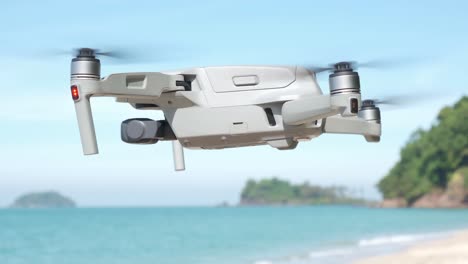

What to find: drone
left=70, top=48, right=388, bottom=171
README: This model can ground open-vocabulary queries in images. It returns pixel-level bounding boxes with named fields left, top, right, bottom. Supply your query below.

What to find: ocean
left=1, top=206, right=468, bottom=264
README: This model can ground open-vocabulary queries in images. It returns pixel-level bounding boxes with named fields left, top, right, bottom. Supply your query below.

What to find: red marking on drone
left=71, top=85, right=79, bottom=100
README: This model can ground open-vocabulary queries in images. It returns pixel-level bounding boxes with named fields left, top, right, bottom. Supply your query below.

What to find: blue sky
left=0, top=0, right=466, bottom=206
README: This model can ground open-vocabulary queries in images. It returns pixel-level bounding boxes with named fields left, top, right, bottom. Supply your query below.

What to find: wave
left=358, top=234, right=424, bottom=247
left=252, top=248, right=355, bottom=264
left=253, top=261, right=273, bottom=264
left=357, top=230, right=453, bottom=247
left=252, top=230, right=453, bottom=264
left=308, top=248, right=354, bottom=258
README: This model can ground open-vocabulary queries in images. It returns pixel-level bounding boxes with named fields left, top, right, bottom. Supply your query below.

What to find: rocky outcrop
left=413, top=170, right=468, bottom=208
left=381, top=168, right=468, bottom=208
left=412, top=190, right=455, bottom=208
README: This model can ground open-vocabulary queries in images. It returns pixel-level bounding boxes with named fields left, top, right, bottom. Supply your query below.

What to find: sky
left=0, top=0, right=466, bottom=206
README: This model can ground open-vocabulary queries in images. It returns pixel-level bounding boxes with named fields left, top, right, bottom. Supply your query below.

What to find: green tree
left=378, top=96, right=468, bottom=203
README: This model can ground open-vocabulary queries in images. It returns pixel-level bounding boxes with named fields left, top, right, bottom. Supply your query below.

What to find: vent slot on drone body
left=263, top=108, right=276, bottom=126
left=126, top=75, right=147, bottom=89
left=134, top=103, right=159, bottom=109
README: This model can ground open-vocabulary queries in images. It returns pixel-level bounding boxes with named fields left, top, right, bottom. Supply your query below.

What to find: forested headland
left=378, top=96, right=468, bottom=207
left=240, top=178, right=368, bottom=205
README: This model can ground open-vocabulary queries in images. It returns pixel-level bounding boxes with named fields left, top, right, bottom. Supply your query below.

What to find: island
left=378, top=96, right=468, bottom=208
left=240, top=178, right=369, bottom=206
left=10, top=191, right=76, bottom=208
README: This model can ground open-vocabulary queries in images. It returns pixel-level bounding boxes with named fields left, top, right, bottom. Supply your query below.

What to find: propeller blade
left=358, top=57, right=426, bottom=70
left=72, top=47, right=158, bottom=64
left=305, top=57, right=425, bottom=74
left=365, top=92, right=441, bottom=110
left=370, top=95, right=412, bottom=106
left=38, top=43, right=196, bottom=65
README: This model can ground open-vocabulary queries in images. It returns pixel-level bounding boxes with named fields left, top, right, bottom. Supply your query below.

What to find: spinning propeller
left=73, top=48, right=127, bottom=59
left=306, top=58, right=419, bottom=74
left=69, top=47, right=154, bottom=64
left=364, top=93, right=437, bottom=109
left=46, top=44, right=193, bottom=64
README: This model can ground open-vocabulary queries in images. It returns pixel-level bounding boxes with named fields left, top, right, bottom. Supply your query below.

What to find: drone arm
left=72, top=73, right=184, bottom=155
left=282, top=95, right=341, bottom=125
left=95, top=73, right=184, bottom=98
left=323, top=115, right=381, bottom=141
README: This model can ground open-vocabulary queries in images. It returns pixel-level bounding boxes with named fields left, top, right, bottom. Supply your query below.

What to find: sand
left=355, top=230, right=468, bottom=264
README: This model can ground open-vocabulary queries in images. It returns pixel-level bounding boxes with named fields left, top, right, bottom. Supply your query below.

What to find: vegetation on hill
left=11, top=191, right=76, bottom=208
left=462, top=167, right=468, bottom=189
left=240, top=178, right=367, bottom=205
left=378, top=96, right=468, bottom=204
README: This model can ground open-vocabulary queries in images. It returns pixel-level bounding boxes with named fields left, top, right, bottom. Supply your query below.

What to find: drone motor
left=358, top=100, right=381, bottom=143
left=327, top=62, right=361, bottom=116
left=70, top=48, right=101, bottom=80
left=328, top=62, right=360, bottom=95
left=359, top=100, right=381, bottom=123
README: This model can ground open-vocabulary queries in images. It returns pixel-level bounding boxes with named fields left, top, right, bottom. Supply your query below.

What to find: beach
left=355, top=230, right=468, bottom=264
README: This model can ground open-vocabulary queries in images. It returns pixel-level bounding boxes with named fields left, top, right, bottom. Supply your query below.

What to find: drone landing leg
left=74, top=96, right=98, bottom=154
left=172, top=141, right=185, bottom=171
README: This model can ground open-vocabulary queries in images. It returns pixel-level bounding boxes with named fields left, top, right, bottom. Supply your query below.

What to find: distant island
left=378, top=96, right=468, bottom=208
left=240, top=178, right=369, bottom=206
left=11, top=191, right=76, bottom=208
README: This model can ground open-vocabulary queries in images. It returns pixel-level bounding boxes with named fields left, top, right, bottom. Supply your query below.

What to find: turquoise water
left=1, top=206, right=468, bottom=264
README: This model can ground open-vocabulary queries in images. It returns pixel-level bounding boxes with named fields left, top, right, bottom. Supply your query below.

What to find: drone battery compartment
left=205, top=66, right=295, bottom=93
left=233, top=75, right=259, bottom=86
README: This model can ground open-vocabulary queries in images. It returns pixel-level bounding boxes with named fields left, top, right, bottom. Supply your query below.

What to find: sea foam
left=358, top=234, right=425, bottom=247
left=308, top=248, right=353, bottom=258
left=253, top=260, right=273, bottom=264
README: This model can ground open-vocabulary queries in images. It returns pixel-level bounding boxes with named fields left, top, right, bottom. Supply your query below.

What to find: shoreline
left=354, top=229, right=468, bottom=264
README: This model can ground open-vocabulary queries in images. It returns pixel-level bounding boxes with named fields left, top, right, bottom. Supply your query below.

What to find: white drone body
left=70, top=50, right=381, bottom=171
